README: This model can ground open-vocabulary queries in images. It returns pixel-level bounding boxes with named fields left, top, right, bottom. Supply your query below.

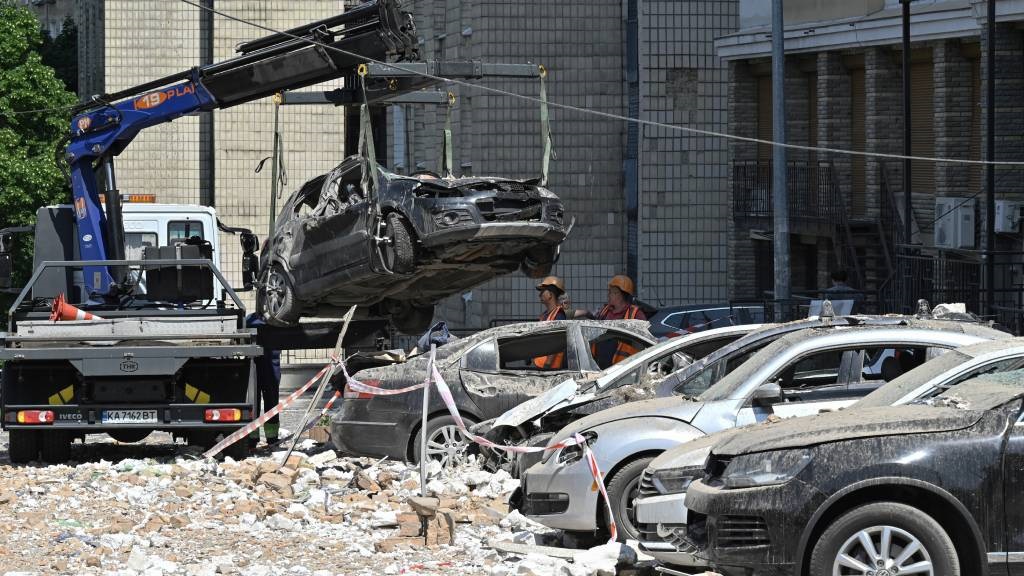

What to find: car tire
left=8, top=430, right=39, bottom=464
left=391, top=303, right=435, bottom=335
left=602, top=455, right=656, bottom=542
left=413, top=414, right=477, bottom=468
left=39, top=430, right=71, bottom=464
left=520, top=245, right=557, bottom=278
left=810, top=502, right=960, bottom=576
left=261, top=264, right=300, bottom=326
left=383, top=212, right=415, bottom=274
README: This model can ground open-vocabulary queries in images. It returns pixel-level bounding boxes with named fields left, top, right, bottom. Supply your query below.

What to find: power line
left=175, top=0, right=1024, bottom=168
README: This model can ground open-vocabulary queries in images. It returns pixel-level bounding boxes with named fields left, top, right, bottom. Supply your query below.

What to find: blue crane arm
left=63, top=0, right=417, bottom=300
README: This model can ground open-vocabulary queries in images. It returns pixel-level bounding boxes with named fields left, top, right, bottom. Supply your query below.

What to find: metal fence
left=732, top=161, right=844, bottom=223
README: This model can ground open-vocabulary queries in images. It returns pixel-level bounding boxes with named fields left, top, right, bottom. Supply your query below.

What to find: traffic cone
left=49, top=293, right=105, bottom=321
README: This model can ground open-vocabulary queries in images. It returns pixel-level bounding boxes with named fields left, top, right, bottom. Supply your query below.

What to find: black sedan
left=683, top=369, right=1024, bottom=576
left=330, top=320, right=655, bottom=466
left=258, top=155, right=569, bottom=332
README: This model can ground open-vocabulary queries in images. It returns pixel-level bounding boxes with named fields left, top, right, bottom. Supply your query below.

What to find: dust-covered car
left=683, top=369, right=1024, bottom=576
left=330, top=320, right=655, bottom=466
left=516, top=321, right=1010, bottom=542
left=258, top=155, right=570, bottom=331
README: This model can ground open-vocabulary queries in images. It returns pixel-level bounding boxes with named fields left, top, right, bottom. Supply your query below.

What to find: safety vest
left=594, top=305, right=642, bottom=365
left=534, top=308, right=566, bottom=369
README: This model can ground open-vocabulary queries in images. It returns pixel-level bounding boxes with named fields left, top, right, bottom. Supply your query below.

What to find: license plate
left=101, top=409, right=158, bottom=424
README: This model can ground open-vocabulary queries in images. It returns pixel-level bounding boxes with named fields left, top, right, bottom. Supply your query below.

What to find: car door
left=458, top=329, right=577, bottom=417
left=734, top=345, right=925, bottom=426
left=296, top=159, right=373, bottom=288
left=1000, top=403, right=1024, bottom=576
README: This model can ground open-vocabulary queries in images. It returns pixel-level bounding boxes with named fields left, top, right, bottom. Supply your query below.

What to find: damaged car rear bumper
left=419, top=220, right=567, bottom=248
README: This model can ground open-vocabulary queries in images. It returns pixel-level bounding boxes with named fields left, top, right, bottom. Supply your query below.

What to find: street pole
left=772, top=0, right=790, bottom=316
left=901, top=0, right=912, bottom=245
left=986, top=0, right=996, bottom=316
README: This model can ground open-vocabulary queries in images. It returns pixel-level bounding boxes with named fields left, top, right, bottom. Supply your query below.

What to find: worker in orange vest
left=533, top=276, right=567, bottom=369
left=592, top=275, right=645, bottom=366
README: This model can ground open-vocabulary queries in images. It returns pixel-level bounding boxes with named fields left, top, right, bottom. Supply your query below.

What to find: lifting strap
left=439, top=91, right=455, bottom=178
left=357, top=66, right=381, bottom=206
left=538, top=65, right=554, bottom=186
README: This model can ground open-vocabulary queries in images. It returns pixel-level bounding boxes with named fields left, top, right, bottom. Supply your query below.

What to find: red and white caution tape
left=203, top=362, right=334, bottom=459
left=430, top=364, right=618, bottom=542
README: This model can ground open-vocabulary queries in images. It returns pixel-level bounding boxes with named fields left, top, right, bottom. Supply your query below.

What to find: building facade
left=717, top=0, right=1024, bottom=320
left=73, top=0, right=739, bottom=336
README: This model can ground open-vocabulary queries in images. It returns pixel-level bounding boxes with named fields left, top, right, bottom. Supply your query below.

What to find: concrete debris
left=0, top=433, right=648, bottom=575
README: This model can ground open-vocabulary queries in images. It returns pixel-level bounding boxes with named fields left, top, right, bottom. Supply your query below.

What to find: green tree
left=40, top=16, right=78, bottom=94
left=0, top=1, right=77, bottom=283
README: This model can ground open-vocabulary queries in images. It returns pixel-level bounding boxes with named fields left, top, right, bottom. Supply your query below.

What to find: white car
left=636, top=336, right=1024, bottom=567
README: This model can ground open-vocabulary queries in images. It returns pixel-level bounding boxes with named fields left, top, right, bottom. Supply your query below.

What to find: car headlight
left=721, top=450, right=811, bottom=489
left=651, top=467, right=701, bottom=495
left=556, top=431, right=598, bottom=465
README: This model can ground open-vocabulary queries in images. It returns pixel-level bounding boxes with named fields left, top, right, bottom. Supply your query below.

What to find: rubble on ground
left=0, top=436, right=659, bottom=575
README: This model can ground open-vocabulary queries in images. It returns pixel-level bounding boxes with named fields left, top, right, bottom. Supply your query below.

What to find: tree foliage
left=0, top=1, right=77, bottom=284
left=41, top=16, right=78, bottom=95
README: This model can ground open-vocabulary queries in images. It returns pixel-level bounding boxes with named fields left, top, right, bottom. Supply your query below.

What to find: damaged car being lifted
left=258, top=155, right=570, bottom=332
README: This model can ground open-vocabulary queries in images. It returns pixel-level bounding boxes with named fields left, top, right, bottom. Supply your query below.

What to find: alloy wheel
left=425, top=424, right=470, bottom=468
left=264, top=269, right=287, bottom=315
left=833, top=525, right=934, bottom=576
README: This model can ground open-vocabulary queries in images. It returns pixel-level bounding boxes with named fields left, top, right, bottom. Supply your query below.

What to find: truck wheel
left=391, top=303, right=435, bottom=335
left=8, top=430, right=39, bottom=464
left=603, top=455, right=656, bottom=542
left=382, top=213, right=415, bottom=274
left=39, top=431, right=71, bottom=464
left=810, top=502, right=959, bottom=576
left=223, top=436, right=252, bottom=461
left=261, top=264, right=300, bottom=326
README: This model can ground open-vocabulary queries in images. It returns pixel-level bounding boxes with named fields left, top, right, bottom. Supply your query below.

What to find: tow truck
left=0, top=0, right=418, bottom=463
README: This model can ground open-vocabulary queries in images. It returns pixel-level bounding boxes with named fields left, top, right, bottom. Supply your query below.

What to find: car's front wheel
left=381, top=212, right=415, bottom=274
left=603, top=455, right=656, bottom=542
left=261, top=264, right=300, bottom=326
left=810, top=502, right=959, bottom=576
left=520, top=245, right=558, bottom=278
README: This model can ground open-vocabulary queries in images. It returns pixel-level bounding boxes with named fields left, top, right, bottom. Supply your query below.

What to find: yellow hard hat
left=536, top=276, right=566, bottom=294
left=608, top=275, right=635, bottom=296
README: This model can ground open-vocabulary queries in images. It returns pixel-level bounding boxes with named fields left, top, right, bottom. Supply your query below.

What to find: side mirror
left=752, top=381, right=782, bottom=402
left=239, top=233, right=260, bottom=291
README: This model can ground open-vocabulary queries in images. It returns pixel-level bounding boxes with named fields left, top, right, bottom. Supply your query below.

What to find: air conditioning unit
left=934, top=197, right=975, bottom=249
left=995, top=200, right=1020, bottom=233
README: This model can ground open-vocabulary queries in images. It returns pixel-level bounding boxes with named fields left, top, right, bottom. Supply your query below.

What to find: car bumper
left=329, top=399, right=408, bottom=461
left=420, top=221, right=566, bottom=247
left=684, top=479, right=825, bottom=576
left=517, top=448, right=601, bottom=532
left=634, top=492, right=704, bottom=566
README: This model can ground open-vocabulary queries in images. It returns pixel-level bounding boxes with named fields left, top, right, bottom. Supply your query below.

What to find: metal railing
left=732, top=161, right=844, bottom=222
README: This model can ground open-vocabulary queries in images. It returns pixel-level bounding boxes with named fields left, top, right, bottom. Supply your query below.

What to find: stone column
left=864, top=46, right=903, bottom=221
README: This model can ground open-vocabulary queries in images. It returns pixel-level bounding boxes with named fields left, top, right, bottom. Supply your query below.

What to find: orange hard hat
left=608, top=275, right=635, bottom=296
left=536, top=276, right=566, bottom=294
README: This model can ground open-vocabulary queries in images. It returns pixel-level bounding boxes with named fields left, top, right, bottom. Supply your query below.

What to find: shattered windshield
left=855, top=350, right=970, bottom=408
left=911, top=369, right=1024, bottom=411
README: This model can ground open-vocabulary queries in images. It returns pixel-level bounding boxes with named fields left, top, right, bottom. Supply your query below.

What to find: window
left=497, top=331, right=568, bottom=371
left=779, top=349, right=846, bottom=390
left=582, top=327, right=649, bottom=370
left=168, top=221, right=204, bottom=244
left=461, top=339, right=497, bottom=372
left=124, top=232, right=157, bottom=260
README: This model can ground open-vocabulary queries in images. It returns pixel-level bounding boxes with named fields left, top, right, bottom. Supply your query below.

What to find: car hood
left=711, top=405, right=984, bottom=457
left=554, top=396, right=705, bottom=438
left=492, top=379, right=595, bottom=429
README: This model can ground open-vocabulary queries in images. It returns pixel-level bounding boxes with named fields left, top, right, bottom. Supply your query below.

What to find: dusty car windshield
left=855, top=350, right=970, bottom=408
left=915, top=368, right=1024, bottom=411
left=697, top=337, right=791, bottom=401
